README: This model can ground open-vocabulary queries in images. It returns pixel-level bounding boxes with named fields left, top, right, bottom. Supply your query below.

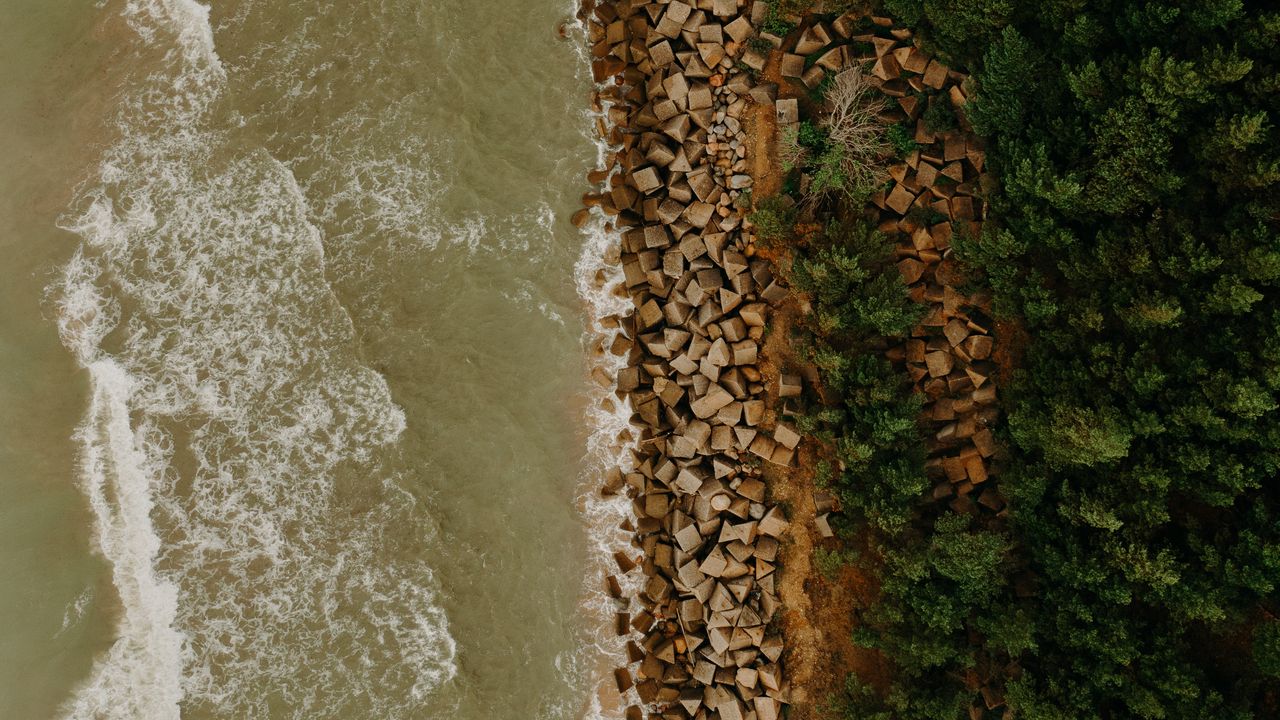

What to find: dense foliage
left=844, top=0, right=1280, bottom=717
left=788, top=219, right=927, bottom=534
left=787, top=218, right=1022, bottom=720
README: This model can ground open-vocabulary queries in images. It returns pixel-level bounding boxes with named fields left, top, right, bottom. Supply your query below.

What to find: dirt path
left=745, top=63, right=892, bottom=717
left=756, top=303, right=892, bottom=719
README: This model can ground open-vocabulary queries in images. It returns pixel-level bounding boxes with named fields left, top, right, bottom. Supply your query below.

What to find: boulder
left=801, top=65, right=826, bottom=89
left=755, top=696, right=783, bottom=720
left=760, top=281, right=789, bottom=305
left=739, top=303, right=767, bottom=326
left=675, top=522, right=703, bottom=551
left=775, top=98, right=799, bottom=125
left=795, top=24, right=831, bottom=55
left=886, top=183, right=916, bottom=215
left=925, top=351, right=954, bottom=378
left=780, top=54, right=805, bottom=78
left=684, top=200, right=716, bottom=228
left=816, top=46, right=846, bottom=71
left=725, top=15, right=753, bottom=43
left=656, top=2, right=692, bottom=38
left=758, top=506, right=789, bottom=538
left=778, top=374, right=802, bottom=397
left=748, top=82, right=778, bottom=106
left=633, top=166, right=663, bottom=194
left=964, top=334, right=993, bottom=359
left=707, top=338, right=732, bottom=366
left=871, top=53, right=901, bottom=81
left=691, top=383, right=735, bottom=418
left=614, top=667, right=633, bottom=692
left=814, top=513, right=834, bottom=538
left=897, top=258, right=925, bottom=284
left=661, top=114, right=692, bottom=142
left=773, top=423, right=800, bottom=450
left=712, top=0, right=737, bottom=17
left=748, top=434, right=776, bottom=460
left=688, top=83, right=714, bottom=110
left=698, top=42, right=727, bottom=68
left=650, top=40, right=676, bottom=67
left=923, top=59, right=949, bottom=89
left=638, top=299, right=665, bottom=329
left=731, top=340, right=757, bottom=365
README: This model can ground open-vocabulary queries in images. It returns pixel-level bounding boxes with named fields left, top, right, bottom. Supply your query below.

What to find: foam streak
left=58, top=360, right=184, bottom=720
left=52, top=0, right=459, bottom=716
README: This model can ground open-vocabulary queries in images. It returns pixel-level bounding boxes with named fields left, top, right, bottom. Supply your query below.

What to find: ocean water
left=0, top=0, right=631, bottom=718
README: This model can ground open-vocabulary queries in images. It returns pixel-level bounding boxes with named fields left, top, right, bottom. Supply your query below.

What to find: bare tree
left=818, top=66, right=891, bottom=200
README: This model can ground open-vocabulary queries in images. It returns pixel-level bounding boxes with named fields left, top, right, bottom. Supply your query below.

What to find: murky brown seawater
left=0, top=1, right=622, bottom=718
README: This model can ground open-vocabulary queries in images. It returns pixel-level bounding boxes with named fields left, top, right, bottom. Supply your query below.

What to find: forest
left=756, top=0, right=1280, bottom=717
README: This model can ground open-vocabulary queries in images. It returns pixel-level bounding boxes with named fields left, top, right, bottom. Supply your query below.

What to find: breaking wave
left=564, top=5, right=642, bottom=718
left=52, top=1, right=458, bottom=717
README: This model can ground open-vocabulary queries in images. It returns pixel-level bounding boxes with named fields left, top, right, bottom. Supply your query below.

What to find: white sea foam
left=56, top=587, right=95, bottom=637
left=563, top=5, right=647, bottom=717
left=57, top=360, right=185, bottom=720
left=54, top=1, right=458, bottom=717
left=122, top=0, right=222, bottom=75
left=571, top=207, right=643, bottom=720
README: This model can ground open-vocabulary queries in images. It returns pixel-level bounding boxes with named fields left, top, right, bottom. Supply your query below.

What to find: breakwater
left=578, top=2, right=804, bottom=718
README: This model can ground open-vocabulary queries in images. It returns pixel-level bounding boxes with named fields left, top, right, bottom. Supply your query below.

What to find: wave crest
left=53, top=1, right=458, bottom=717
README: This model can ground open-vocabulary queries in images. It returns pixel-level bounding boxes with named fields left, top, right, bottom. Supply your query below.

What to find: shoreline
left=572, top=3, right=998, bottom=716
left=577, top=1, right=800, bottom=717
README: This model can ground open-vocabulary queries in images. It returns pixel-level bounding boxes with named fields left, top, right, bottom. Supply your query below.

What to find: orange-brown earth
left=744, top=57, right=892, bottom=718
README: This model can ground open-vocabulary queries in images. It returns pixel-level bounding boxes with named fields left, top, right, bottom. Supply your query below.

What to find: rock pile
left=848, top=22, right=1006, bottom=524
left=750, top=8, right=1006, bottom=522
left=833, top=15, right=1012, bottom=714
left=580, top=1, right=796, bottom=719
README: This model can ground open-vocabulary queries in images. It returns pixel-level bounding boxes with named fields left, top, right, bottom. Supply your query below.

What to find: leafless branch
left=819, top=66, right=891, bottom=198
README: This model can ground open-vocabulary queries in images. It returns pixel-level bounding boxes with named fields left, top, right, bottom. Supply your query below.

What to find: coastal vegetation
left=587, top=0, right=1277, bottom=716
left=778, top=69, right=890, bottom=203
left=788, top=219, right=924, bottom=535
left=752, top=0, right=1280, bottom=718
left=896, top=1, right=1280, bottom=716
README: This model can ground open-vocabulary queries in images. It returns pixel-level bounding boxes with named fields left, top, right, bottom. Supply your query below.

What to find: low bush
left=748, top=194, right=798, bottom=245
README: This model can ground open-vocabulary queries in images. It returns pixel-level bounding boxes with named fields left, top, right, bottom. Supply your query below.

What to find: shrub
left=922, top=97, right=958, bottom=133
left=791, top=221, right=923, bottom=337
left=778, top=124, right=808, bottom=174
left=748, top=194, right=797, bottom=244
left=886, top=123, right=918, bottom=156
left=814, top=546, right=859, bottom=579
left=808, top=145, right=854, bottom=201
left=786, top=218, right=926, bottom=537
left=759, top=1, right=799, bottom=36
left=1256, top=619, right=1280, bottom=678
left=780, top=70, right=892, bottom=205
